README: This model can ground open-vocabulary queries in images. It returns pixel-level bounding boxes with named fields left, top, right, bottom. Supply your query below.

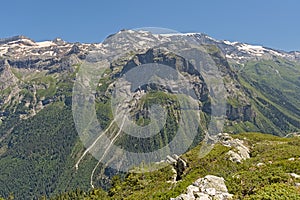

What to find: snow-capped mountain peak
left=0, top=31, right=299, bottom=63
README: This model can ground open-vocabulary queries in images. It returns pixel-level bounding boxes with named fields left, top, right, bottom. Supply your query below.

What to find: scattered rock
left=289, top=173, right=300, bottom=179
left=256, top=163, right=265, bottom=167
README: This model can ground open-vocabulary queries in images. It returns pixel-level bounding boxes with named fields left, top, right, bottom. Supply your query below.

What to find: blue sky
left=1, top=0, right=299, bottom=51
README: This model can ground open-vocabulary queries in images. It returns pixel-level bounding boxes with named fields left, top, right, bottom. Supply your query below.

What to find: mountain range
left=0, top=30, right=299, bottom=199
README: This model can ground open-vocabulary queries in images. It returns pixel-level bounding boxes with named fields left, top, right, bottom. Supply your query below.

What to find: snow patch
left=225, top=54, right=233, bottom=59
left=223, top=40, right=239, bottom=45
left=159, top=32, right=197, bottom=37
left=237, top=44, right=265, bottom=56
left=36, top=41, right=56, bottom=48
left=238, top=44, right=264, bottom=51
left=6, top=38, right=36, bottom=46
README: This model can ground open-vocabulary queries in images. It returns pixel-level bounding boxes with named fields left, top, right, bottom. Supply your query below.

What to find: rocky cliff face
left=0, top=31, right=258, bottom=128
left=1, top=30, right=299, bottom=131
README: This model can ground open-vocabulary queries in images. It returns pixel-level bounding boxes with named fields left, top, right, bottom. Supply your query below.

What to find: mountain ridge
left=1, top=31, right=300, bottom=57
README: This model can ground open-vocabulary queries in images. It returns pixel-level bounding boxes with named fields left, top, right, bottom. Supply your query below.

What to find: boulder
left=171, top=175, right=233, bottom=200
left=256, top=163, right=265, bottom=167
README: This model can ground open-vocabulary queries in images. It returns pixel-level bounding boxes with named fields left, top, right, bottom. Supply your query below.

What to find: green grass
left=51, top=132, right=300, bottom=200
left=236, top=59, right=300, bottom=135
left=10, top=68, right=22, bottom=80
left=34, top=76, right=57, bottom=99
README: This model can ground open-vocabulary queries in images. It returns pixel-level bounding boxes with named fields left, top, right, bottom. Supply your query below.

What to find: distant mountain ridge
left=1, top=31, right=300, bottom=60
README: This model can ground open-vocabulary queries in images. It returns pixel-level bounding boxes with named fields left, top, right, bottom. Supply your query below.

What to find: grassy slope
left=225, top=58, right=300, bottom=135
left=52, top=132, right=300, bottom=200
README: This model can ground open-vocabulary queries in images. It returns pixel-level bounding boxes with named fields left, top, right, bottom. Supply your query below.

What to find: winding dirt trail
left=75, top=119, right=116, bottom=170
left=90, top=117, right=126, bottom=188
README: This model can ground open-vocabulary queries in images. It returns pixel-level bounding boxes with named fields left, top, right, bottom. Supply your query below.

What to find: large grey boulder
left=171, top=175, right=233, bottom=200
left=194, top=175, right=228, bottom=193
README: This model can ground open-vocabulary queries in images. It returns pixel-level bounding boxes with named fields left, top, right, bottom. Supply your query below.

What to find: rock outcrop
left=217, top=133, right=250, bottom=163
left=171, top=175, right=233, bottom=200
left=167, top=154, right=188, bottom=182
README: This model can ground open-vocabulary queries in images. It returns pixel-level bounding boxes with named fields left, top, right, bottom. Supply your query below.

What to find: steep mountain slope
left=0, top=30, right=299, bottom=199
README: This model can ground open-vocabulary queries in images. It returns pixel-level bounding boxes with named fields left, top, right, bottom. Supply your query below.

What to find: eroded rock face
left=171, top=175, right=233, bottom=200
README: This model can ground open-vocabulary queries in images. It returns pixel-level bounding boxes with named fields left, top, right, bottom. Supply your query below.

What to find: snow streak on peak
left=222, top=39, right=296, bottom=61
left=237, top=43, right=265, bottom=56
left=0, top=35, right=75, bottom=57
left=223, top=40, right=239, bottom=46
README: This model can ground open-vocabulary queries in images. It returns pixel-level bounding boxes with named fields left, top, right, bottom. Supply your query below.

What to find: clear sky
left=1, top=0, right=299, bottom=51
